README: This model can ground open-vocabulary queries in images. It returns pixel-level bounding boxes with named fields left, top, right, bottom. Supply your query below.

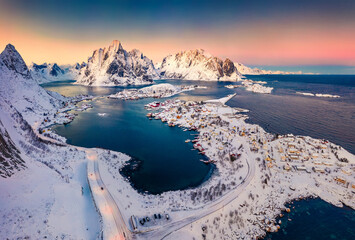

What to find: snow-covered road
left=87, top=149, right=133, bottom=240
left=32, top=121, right=133, bottom=240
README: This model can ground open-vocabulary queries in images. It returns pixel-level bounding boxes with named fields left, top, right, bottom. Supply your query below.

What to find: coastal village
left=124, top=96, right=353, bottom=238
left=36, top=94, right=94, bottom=142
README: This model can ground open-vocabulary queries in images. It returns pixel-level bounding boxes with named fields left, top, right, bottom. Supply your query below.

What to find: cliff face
left=76, top=40, right=159, bottom=86
left=160, top=49, right=242, bottom=81
left=0, top=119, right=25, bottom=178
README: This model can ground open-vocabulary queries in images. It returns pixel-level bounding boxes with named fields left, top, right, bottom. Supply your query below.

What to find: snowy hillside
left=0, top=117, right=25, bottom=178
left=76, top=40, right=159, bottom=86
left=0, top=44, right=104, bottom=239
left=160, top=49, right=242, bottom=81
left=0, top=44, right=66, bottom=125
left=235, top=62, right=303, bottom=75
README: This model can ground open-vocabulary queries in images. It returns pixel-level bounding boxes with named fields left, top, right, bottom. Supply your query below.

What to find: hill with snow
left=0, top=44, right=66, bottom=124
left=76, top=40, right=159, bottom=86
left=235, top=62, right=303, bottom=75
left=160, top=49, right=242, bottom=81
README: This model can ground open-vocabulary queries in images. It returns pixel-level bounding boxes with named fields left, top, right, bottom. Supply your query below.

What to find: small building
left=284, top=165, right=291, bottom=171
left=296, top=165, right=307, bottom=171
left=314, top=167, right=325, bottom=173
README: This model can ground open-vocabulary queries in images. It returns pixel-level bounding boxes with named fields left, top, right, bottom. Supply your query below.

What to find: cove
left=51, top=93, right=213, bottom=194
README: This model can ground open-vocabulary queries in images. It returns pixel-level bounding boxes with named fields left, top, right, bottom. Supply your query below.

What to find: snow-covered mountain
left=0, top=43, right=64, bottom=176
left=29, top=62, right=85, bottom=84
left=76, top=40, right=159, bottom=86
left=159, top=49, right=242, bottom=81
left=235, top=62, right=302, bottom=75
left=0, top=44, right=66, bottom=124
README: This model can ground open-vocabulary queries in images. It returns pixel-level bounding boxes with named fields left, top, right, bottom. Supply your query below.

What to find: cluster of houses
left=38, top=94, right=94, bottom=135
left=145, top=98, right=354, bottom=195
left=266, top=135, right=355, bottom=191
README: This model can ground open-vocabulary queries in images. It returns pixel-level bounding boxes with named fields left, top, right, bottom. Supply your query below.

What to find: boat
left=200, top=159, right=216, bottom=164
left=146, top=112, right=152, bottom=118
left=185, top=139, right=191, bottom=143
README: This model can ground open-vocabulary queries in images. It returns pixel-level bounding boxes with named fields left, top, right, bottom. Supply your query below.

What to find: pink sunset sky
left=1, top=0, right=354, bottom=67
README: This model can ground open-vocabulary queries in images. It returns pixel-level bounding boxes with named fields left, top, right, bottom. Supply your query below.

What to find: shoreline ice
left=297, top=92, right=340, bottom=98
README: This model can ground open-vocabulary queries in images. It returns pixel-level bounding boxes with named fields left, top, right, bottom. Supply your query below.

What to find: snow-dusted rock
left=160, top=49, right=242, bottom=81
left=235, top=62, right=303, bottom=75
left=109, top=83, right=195, bottom=99
left=0, top=44, right=66, bottom=124
left=245, top=83, right=273, bottom=94
left=29, top=62, right=85, bottom=84
left=75, top=40, right=159, bottom=86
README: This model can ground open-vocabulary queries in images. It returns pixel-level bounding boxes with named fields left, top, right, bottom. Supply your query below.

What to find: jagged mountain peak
left=160, top=49, right=242, bottom=81
left=109, top=40, right=123, bottom=53
left=76, top=41, right=158, bottom=86
left=0, top=44, right=31, bottom=78
left=0, top=44, right=65, bottom=124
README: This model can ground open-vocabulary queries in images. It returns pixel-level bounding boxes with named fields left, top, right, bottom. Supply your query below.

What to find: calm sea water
left=266, top=198, right=355, bottom=240
left=43, top=75, right=355, bottom=239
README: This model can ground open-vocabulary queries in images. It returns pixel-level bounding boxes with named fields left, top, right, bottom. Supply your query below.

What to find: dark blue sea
left=43, top=75, right=355, bottom=239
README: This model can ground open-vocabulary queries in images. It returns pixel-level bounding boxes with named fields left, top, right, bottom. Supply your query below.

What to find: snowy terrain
left=236, top=79, right=274, bottom=94
left=108, top=83, right=197, bottom=100
left=0, top=44, right=105, bottom=239
left=235, top=62, right=303, bottom=75
left=75, top=40, right=159, bottom=86
left=29, top=62, right=83, bottom=84
left=296, top=92, right=341, bottom=98
left=160, top=49, right=243, bottom=81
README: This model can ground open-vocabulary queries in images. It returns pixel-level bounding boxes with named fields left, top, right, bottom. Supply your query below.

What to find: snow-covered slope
left=29, top=62, right=84, bottom=84
left=0, top=118, right=25, bottom=178
left=0, top=44, right=66, bottom=124
left=76, top=40, right=159, bottom=86
left=235, top=62, right=302, bottom=75
left=0, top=44, right=102, bottom=239
left=160, top=49, right=242, bottom=81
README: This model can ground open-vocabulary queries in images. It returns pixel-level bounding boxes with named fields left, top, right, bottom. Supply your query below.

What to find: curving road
left=89, top=150, right=133, bottom=240
left=140, top=153, right=256, bottom=240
